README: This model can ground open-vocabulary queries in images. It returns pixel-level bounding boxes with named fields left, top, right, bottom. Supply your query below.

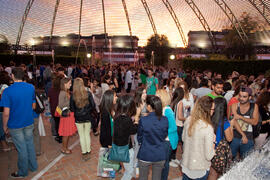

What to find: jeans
left=75, top=122, right=91, bottom=154
left=33, top=117, right=41, bottom=155
left=170, top=126, right=183, bottom=160
left=122, top=148, right=135, bottom=180
left=183, top=171, right=209, bottom=180
left=161, top=141, right=172, bottom=180
left=230, top=137, right=254, bottom=159
left=9, top=124, right=38, bottom=176
left=126, top=83, right=132, bottom=93
left=138, top=160, right=165, bottom=180
left=0, top=112, right=5, bottom=141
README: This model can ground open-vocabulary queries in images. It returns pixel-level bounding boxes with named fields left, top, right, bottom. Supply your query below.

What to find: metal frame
left=101, top=0, right=108, bottom=49
left=122, top=0, right=134, bottom=50
left=141, top=0, right=158, bottom=35
left=246, top=0, right=270, bottom=26
left=79, top=0, right=83, bottom=37
left=162, top=0, right=187, bottom=47
left=49, top=0, right=60, bottom=49
left=184, top=0, right=216, bottom=49
left=16, top=0, right=35, bottom=48
left=213, top=0, right=248, bottom=44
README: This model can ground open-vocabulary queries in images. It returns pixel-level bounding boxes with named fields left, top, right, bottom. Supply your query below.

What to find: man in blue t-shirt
left=1, top=67, right=38, bottom=178
left=146, top=68, right=158, bottom=95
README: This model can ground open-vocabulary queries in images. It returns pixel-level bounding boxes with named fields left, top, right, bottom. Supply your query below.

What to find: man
left=125, top=67, right=133, bottom=93
left=193, top=78, right=211, bottom=100
left=207, top=78, right=224, bottom=99
left=1, top=67, right=38, bottom=178
left=230, top=87, right=259, bottom=159
left=146, top=68, right=158, bottom=95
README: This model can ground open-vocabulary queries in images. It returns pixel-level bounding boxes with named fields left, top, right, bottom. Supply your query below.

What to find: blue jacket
left=137, top=112, right=168, bottom=162
left=163, top=106, right=179, bottom=150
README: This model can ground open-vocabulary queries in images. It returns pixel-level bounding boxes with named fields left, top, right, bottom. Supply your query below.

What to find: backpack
left=249, top=103, right=262, bottom=138
left=211, top=139, right=233, bottom=174
left=34, top=92, right=45, bottom=114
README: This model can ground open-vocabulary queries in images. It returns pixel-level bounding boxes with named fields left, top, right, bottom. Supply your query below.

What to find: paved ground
left=0, top=116, right=183, bottom=180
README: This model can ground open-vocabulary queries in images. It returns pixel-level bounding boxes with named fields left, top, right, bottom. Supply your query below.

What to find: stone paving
left=0, top=116, right=183, bottom=180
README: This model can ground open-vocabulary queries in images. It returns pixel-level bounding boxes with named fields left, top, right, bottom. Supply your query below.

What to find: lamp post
left=87, top=53, right=91, bottom=65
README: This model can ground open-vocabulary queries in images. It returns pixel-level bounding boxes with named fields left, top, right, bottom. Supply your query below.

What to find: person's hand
left=241, top=135, right=248, bottom=144
left=234, top=113, right=242, bottom=120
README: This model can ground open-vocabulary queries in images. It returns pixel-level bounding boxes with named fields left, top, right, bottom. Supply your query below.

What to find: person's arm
left=155, top=78, right=159, bottom=90
left=69, top=95, right=75, bottom=112
left=204, top=127, right=216, bottom=161
left=2, top=107, right=10, bottom=134
left=224, top=121, right=233, bottom=142
left=234, top=104, right=259, bottom=126
left=178, top=101, right=186, bottom=121
left=137, top=117, right=143, bottom=144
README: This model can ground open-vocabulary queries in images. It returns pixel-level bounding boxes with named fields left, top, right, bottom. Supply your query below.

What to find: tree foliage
left=224, top=12, right=261, bottom=60
left=144, top=34, right=170, bottom=66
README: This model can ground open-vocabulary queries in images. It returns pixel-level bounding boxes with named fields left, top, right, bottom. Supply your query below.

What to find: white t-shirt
left=182, top=93, right=194, bottom=118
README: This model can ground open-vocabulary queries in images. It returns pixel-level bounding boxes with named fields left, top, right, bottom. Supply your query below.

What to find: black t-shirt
left=259, top=106, right=270, bottom=134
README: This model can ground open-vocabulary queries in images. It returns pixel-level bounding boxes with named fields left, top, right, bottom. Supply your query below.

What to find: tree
left=224, top=12, right=262, bottom=60
left=144, top=34, right=170, bottom=66
left=0, top=34, right=11, bottom=54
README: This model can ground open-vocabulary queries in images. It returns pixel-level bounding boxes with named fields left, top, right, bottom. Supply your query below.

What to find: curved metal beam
left=122, top=0, right=134, bottom=50
left=49, top=0, right=60, bottom=50
left=213, top=0, right=248, bottom=44
left=184, top=0, right=216, bottom=49
left=16, top=0, right=35, bottom=47
left=246, top=0, right=270, bottom=26
left=141, top=0, right=158, bottom=35
left=101, top=0, right=108, bottom=49
left=79, top=0, right=83, bottom=36
left=162, top=0, right=187, bottom=47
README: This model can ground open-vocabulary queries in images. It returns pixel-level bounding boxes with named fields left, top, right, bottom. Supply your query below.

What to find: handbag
left=211, top=139, right=233, bottom=174
left=54, top=106, right=70, bottom=117
left=98, top=149, right=120, bottom=177
left=108, top=143, right=130, bottom=163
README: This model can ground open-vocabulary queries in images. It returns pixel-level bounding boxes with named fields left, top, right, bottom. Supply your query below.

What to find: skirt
left=58, top=112, right=77, bottom=136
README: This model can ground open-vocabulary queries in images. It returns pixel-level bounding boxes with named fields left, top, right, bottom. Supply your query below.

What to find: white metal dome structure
left=0, top=0, right=269, bottom=48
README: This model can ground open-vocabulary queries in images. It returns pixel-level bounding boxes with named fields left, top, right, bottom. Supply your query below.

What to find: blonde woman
left=58, top=78, right=77, bottom=154
left=181, top=96, right=216, bottom=180
left=156, top=89, right=178, bottom=180
left=70, top=78, right=96, bottom=161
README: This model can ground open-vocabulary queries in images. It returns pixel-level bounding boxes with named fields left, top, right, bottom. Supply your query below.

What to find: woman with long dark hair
left=170, top=87, right=185, bottom=167
left=137, top=95, right=168, bottom=180
left=208, top=97, right=233, bottom=180
left=255, top=91, right=270, bottom=149
left=113, top=95, right=138, bottom=180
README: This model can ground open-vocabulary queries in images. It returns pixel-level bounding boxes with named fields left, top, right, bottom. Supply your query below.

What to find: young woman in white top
left=170, top=87, right=185, bottom=168
left=181, top=96, right=216, bottom=180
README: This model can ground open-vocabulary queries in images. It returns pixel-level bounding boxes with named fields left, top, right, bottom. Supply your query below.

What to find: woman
left=164, top=77, right=175, bottom=98
left=58, top=77, right=77, bottom=154
left=134, top=87, right=147, bottom=117
left=170, top=87, right=185, bottom=167
left=107, top=70, right=119, bottom=90
left=208, top=97, right=233, bottom=180
left=48, top=73, right=63, bottom=143
left=177, top=81, right=194, bottom=121
left=101, top=75, right=111, bottom=97
left=70, top=78, right=96, bottom=161
left=113, top=95, right=138, bottom=180
left=181, top=96, right=216, bottom=180
left=137, top=95, right=168, bottom=180
left=0, top=71, right=12, bottom=152
left=156, top=89, right=178, bottom=180
left=99, top=90, right=117, bottom=148
left=255, top=91, right=270, bottom=149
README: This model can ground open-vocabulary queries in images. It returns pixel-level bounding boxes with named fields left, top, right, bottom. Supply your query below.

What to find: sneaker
left=173, top=159, right=181, bottom=165
left=10, top=172, right=24, bottom=178
left=169, top=161, right=178, bottom=167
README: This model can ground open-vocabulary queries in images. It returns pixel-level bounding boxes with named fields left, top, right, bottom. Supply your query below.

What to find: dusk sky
left=0, top=0, right=269, bottom=47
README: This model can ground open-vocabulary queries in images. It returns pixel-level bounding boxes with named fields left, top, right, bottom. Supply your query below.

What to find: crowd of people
left=0, top=61, right=270, bottom=179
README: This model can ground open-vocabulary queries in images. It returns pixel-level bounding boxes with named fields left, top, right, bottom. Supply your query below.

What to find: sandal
left=60, top=149, right=72, bottom=155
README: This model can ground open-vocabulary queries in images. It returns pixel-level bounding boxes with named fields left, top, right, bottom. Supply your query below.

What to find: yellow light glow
left=170, top=54, right=175, bottom=60
left=61, top=40, right=69, bottom=46
left=29, top=39, right=36, bottom=46
left=197, top=41, right=207, bottom=49
left=87, top=53, right=91, bottom=58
